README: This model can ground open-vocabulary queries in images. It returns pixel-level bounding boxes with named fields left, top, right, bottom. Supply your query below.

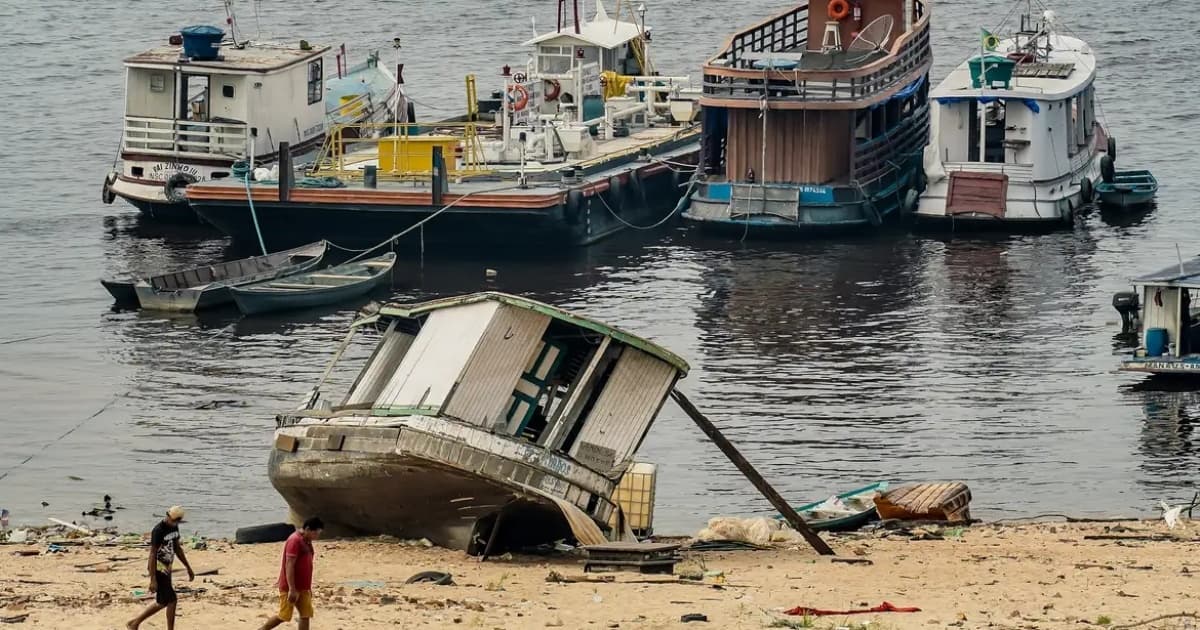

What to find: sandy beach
left=1, top=519, right=1197, bottom=629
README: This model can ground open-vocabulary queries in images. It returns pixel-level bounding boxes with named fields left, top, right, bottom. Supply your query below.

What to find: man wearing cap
left=127, top=506, right=194, bottom=630
left=259, top=517, right=323, bottom=630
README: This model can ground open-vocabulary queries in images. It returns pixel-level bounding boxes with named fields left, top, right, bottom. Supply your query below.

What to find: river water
left=0, top=0, right=1196, bottom=536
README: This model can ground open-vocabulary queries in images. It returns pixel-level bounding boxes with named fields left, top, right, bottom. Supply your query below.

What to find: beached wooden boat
left=874, top=482, right=972, bottom=522
left=793, top=482, right=889, bottom=532
left=1096, top=170, right=1157, bottom=209
left=230, top=252, right=397, bottom=315
left=132, top=241, right=328, bottom=313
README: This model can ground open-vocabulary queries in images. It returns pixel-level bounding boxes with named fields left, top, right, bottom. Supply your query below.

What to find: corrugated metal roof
left=378, top=292, right=689, bottom=375
left=1134, top=257, right=1200, bottom=288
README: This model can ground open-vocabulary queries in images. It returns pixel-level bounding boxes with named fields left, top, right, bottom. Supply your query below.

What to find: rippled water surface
left=1, top=0, right=1197, bottom=535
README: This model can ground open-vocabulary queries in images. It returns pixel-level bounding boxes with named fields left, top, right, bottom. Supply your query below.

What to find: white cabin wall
left=1031, top=99, right=1070, bottom=180
left=208, top=74, right=247, bottom=122
left=442, top=305, right=551, bottom=429
left=250, top=61, right=326, bottom=151
left=1004, top=102, right=1034, bottom=164
left=126, top=68, right=176, bottom=118
left=1142, top=287, right=1182, bottom=353
left=375, top=301, right=500, bottom=414
left=937, top=102, right=969, bottom=163
left=342, top=329, right=416, bottom=406
left=569, top=348, right=677, bottom=476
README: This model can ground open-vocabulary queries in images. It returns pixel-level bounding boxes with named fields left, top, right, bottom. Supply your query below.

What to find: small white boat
left=132, top=241, right=328, bottom=313
left=916, top=4, right=1111, bottom=230
left=1115, top=259, right=1200, bottom=376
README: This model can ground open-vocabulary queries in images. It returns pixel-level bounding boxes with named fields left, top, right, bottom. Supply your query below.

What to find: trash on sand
left=1161, top=502, right=1185, bottom=529
left=0, top=613, right=29, bottom=624
left=47, top=518, right=91, bottom=535
left=405, top=571, right=454, bottom=586
left=342, top=580, right=387, bottom=589
left=1, top=508, right=9, bottom=529
left=680, top=613, right=708, bottom=623
left=686, top=540, right=769, bottom=552
left=8, top=529, right=28, bottom=544
left=11, top=550, right=38, bottom=557
left=785, top=602, right=921, bottom=616
left=695, top=517, right=805, bottom=546
left=45, top=544, right=68, bottom=554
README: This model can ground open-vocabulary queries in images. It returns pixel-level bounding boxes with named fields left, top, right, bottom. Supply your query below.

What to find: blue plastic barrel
left=1145, top=327, right=1169, bottom=357
left=180, top=25, right=225, bottom=60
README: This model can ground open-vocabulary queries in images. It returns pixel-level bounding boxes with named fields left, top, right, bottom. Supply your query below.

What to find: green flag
left=981, top=28, right=999, bottom=51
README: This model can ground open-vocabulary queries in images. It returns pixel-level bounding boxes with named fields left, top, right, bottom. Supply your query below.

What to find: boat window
left=307, top=59, right=323, bottom=105
left=539, top=45, right=573, bottom=74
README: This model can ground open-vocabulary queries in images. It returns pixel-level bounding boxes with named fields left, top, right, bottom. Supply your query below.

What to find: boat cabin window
left=539, top=45, right=574, bottom=74
left=180, top=74, right=210, bottom=121
left=1068, top=87, right=1094, bottom=156
left=307, top=59, right=323, bottom=104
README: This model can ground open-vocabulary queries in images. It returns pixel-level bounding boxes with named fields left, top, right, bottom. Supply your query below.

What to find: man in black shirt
left=127, top=506, right=194, bottom=630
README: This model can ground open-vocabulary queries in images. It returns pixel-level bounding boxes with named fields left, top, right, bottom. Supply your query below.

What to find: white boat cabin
left=1119, top=259, right=1200, bottom=375
left=296, top=292, right=689, bottom=481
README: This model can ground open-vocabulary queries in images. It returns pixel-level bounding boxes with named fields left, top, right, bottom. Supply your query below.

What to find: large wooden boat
left=185, top=1, right=701, bottom=251
left=682, top=0, right=932, bottom=236
left=270, top=292, right=689, bottom=553
left=103, top=7, right=402, bottom=223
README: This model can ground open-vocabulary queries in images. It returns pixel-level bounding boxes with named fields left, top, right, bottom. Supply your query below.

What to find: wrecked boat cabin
left=271, top=292, right=688, bottom=553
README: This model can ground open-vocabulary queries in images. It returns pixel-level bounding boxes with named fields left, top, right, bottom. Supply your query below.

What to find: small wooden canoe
left=230, top=252, right=397, bottom=315
left=793, top=481, right=889, bottom=532
left=874, top=482, right=972, bottom=522
left=1096, top=170, right=1157, bottom=209
left=130, top=241, right=329, bottom=312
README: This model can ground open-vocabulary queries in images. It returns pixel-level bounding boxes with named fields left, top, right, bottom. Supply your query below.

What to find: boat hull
left=793, top=482, right=889, bottom=532
left=101, top=279, right=139, bottom=307
left=1097, top=191, right=1155, bottom=208
left=188, top=155, right=696, bottom=250
left=1120, top=356, right=1200, bottom=376
left=231, top=273, right=390, bottom=315
left=874, top=482, right=972, bottom=522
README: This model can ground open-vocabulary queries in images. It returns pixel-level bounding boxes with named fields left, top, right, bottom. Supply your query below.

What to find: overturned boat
left=270, top=292, right=689, bottom=552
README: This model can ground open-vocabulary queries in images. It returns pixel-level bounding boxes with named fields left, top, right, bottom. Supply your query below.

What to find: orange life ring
left=507, top=84, right=529, bottom=112
left=544, top=79, right=561, bottom=102
left=828, top=0, right=851, bottom=21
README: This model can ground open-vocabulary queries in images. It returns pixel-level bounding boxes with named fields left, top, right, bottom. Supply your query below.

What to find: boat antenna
left=223, top=0, right=242, bottom=47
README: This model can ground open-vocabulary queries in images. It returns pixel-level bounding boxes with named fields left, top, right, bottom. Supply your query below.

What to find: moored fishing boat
left=1114, top=257, right=1200, bottom=377
left=185, top=1, right=702, bottom=251
left=103, top=2, right=403, bottom=223
left=129, top=241, right=328, bottom=312
left=682, top=0, right=932, bottom=236
left=915, top=3, right=1110, bottom=230
left=270, top=292, right=690, bottom=552
left=1096, top=170, right=1157, bottom=209
left=229, top=252, right=396, bottom=315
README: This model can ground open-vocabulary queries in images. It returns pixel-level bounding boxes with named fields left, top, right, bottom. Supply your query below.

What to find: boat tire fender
left=828, top=0, right=851, bottom=21
left=607, top=175, right=623, bottom=210
left=102, top=172, right=117, bottom=205
left=1100, top=155, right=1115, bottom=184
left=902, top=188, right=919, bottom=214
left=234, top=522, right=295, bottom=545
left=544, top=79, right=561, bottom=102
left=1107, top=135, right=1116, bottom=161
left=164, top=172, right=200, bottom=203
left=1079, top=176, right=1094, bottom=202
left=565, top=188, right=585, bottom=225
left=629, top=169, right=647, bottom=204
left=406, top=571, right=455, bottom=585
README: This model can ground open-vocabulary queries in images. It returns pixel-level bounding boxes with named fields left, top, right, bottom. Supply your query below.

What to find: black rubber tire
left=1080, top=176, right=1094, bottom=202
left=164, top=172, right=199, bottom=203
left=1107, top=135, right=1116, bottom=162
left=101, top=173, right=117, bottom=205
left=1100, top=155, right=1115, bottom=184
left=235, top=522, right=295, bottom=545
left=405, top=571, right=454, bottom=585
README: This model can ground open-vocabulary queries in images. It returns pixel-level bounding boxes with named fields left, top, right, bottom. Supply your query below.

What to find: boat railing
left=307, top=121, right=497, bottom=180
left=943, top=161, right=1035, bottom=182
left=701, top=2, right=930, bottom=108
left=851, top=102, right=930, bottom=186
left=122, top=116, right=248, bottom=158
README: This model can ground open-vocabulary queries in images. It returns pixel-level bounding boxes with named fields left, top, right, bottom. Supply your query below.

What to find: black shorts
left=155, top=571, right=177, bottom=605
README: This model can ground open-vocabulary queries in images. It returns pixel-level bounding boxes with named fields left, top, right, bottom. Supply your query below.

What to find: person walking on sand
left=258, top=517, right=323, bottom=630
left=128, top=506, right=194, bottom=630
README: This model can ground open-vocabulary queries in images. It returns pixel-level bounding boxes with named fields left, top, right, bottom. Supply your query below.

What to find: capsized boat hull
left=269, top=447, right=573, bottom=552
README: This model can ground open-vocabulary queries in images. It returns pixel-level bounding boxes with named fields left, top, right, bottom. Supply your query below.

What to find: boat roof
left=124, top=40, right=329, bottom=73
left=931, top=33, right=1095, bottom=101
left=376, top=292, right=689, bottom=374
left=522, top=1, right=642, bottom=50
left=1133, top=258, right=1200, bottom=289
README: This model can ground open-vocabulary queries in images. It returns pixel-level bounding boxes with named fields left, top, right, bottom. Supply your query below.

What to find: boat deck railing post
left=278, top=141, right=292, bottom=203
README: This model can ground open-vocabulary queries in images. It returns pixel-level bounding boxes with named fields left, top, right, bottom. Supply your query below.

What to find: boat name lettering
left=303, top=122, right=325, bottom=138
left=1139, top=361, right=1200, bottom=371
left=148, top=163, right=201, bottom=181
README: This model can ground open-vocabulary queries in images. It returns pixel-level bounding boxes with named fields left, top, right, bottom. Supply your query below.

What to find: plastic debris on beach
left=694, top=517, right=806, bottom=546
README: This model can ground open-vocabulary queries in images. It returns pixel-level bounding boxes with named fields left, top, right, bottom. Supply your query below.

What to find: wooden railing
left=123, top=116, right=248, bottom=158
left=701, top=2, right=930, bottom=108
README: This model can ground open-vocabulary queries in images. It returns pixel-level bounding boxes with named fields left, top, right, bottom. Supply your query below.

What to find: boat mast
left=223, top=0, right=241, bottom=45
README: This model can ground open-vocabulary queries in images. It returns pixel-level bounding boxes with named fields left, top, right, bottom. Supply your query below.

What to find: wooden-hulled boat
left=1096, top=170, right=1157, bottom=209
left=793, top=482, right=889, bottom=532
left=270, top=292, right=690, bottom=553
left=873, top=482, right=972, bottom=522
left=132, top=241, right=328, bottom=312
left=1115, top=258, right=1200, bottom=376
left=230, top=252, right=397, bottom=315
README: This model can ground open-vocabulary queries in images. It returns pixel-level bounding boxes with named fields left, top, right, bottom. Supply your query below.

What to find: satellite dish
left=846, top=14, right=895, bottom=61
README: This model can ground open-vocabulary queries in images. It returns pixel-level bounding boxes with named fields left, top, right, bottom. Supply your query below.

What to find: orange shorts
left=277, top=590, right=314, bottom=621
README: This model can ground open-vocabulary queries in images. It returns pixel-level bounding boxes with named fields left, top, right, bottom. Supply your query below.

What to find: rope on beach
left=1111, top=613, right=1200, bottom=630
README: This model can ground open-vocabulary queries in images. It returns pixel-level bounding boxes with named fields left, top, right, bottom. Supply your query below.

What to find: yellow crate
left=609, top=462, right=657, bottom=535
left=377, top=135, right=459, bottom=174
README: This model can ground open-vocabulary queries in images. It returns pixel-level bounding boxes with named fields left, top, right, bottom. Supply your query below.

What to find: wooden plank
left=267, top=283, right=317, bottom=290
left=670, top=389, right=834, bottom=556
left=309, top=274, right=365, bottom=280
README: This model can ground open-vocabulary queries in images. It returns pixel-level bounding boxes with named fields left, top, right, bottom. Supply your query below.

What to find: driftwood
left=830, top=557, right=873, bottom=565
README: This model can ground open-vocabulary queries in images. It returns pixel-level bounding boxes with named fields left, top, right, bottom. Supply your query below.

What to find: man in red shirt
left=258, top=517, right=323, bottom=630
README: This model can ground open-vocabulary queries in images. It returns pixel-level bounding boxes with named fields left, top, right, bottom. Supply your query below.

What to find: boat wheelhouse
left=184, top=1, right=701, bottom=250
left=683, top=0, right=932, bottom=235
left=915, top=5, right=1110, bottom=230
left=270, top=292, right=688, bottom=552
left=1115, top=259, right=1200, bottom=377
left=105, top=23, right=401, bottom=222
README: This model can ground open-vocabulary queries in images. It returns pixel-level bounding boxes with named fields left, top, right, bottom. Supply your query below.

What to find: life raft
left=828, top=0, right=851, bottom=21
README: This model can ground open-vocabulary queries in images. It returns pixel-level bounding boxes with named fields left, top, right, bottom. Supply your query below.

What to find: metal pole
left=670, top=389, right=835, bottom=556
